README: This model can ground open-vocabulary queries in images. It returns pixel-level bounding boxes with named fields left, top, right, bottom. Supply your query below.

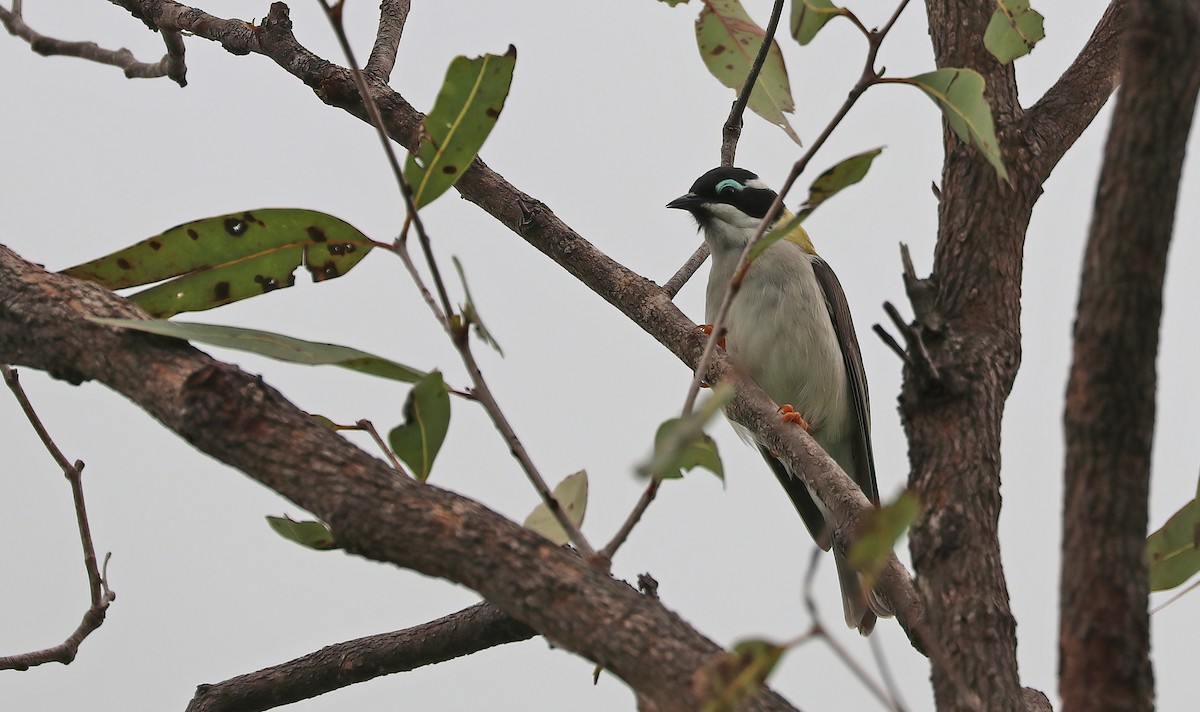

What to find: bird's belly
left=721, top=274, right=851, bottom=437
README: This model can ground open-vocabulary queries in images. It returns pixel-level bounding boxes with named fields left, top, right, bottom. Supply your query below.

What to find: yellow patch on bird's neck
left=773, top=209, right=817, bottom=255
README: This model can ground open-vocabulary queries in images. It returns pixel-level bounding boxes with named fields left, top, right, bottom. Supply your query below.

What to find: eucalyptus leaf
left=696, top=0, right=800, bottom=144
left=1147, top=495, right=1200, bottom=591
left=405, top=47, right=517, bottom=208
left=522, top=470, right=589, bottom=546
left=63, top=209, right=374, bottom=317
left=898, top=68, right=1009, bottom=183
left=266, top=516, right=337, bottom=551
left=90, top=318, right=426, bottom=383
left=984, top=0, right=1045, bottom=64
left=790, top=0, right=846, bottom=45
left=388, top=371, right=451, bottom=481
left=697, top=639, right=786, bottom=712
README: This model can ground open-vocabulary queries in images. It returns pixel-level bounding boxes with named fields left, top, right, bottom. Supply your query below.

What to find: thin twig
left=600, top=479, right=660, bottom=561
left=720, top=0, right=787, bottom=166
left=317, top=2, right=597, bottom=561
left=0, top=365, right=115, bottom=670
left=662, top=243, right=711, bottom=298
left=0, top=4, right=186, bottom=86
left=364, top=0, right=410, bottom=80
left=681, top=2, right=909, bottom=417
left=355, top=419, right=409, bottom=475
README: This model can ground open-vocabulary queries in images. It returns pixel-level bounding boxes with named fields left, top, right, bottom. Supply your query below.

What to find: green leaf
left=451, top=256, right=503, bottom=356
left=796, top=147, right=884, bottom=220
left=746, top=212, right=805, bottom=262
left=1147, top=495, right=1200, bottom=591
left=62, top=209, right=374, bottom=318
left=697, top=639, right=786, bottom=712
left=388, top=371, right=452, bottom=482
left=658, top=0, right=691, bottom=5
left=640, top=382, right=731, bottom=481
left=696, top=0, right=801, bottom=144
left=848, top=490, right=920, bottom=585
left=790, top=0, right=846, bottom=45
left=984, top=0, right=1045, bottom=64
left=404, top=46, right=517, bottom=208
left=266, top=516, right=337, bottom=550
left=899, top=68, right=1009, bottom=183
left=522, top=470, right=589, bottom=546
left=89, top=318, right=427, bottom=383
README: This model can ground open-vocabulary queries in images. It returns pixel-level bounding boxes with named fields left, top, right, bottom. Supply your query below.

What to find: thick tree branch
left=0, top=244, right=806, bottom=711
left=364, top=0, right=409, bottom=80
left=186, top=602, right=534, bottom=712
left=1060, top=0, right=1200, bottom=709
left=1023, top=0, right=1127, bottom=183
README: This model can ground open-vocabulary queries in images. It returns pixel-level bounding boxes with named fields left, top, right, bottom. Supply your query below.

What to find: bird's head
left=668, top=167, right=814, bottom=254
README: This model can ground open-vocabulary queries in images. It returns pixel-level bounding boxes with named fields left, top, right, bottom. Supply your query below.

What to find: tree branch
left=365, top=0, right=409, bottom=80
left=0, top=366, right=115, bottom=670
left=1023, top=0, right=1127, bottom=182
left=0, top=3, right=187, bottom=86
left=1060, top=0, right=1200, bottom=708
left=186, top=602, right=534, bottom=712
left=0, top=244, right=799, bottom=712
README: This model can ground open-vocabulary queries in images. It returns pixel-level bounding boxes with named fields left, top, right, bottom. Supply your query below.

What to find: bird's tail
left=833, top=548, right=889, bottom=636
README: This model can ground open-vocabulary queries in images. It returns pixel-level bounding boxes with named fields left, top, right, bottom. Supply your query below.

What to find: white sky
left=2, top=1, right=1198, bottom=710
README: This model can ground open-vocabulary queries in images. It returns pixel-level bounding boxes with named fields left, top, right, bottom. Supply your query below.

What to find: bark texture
left=1060, top=1, right=1200, bottom=710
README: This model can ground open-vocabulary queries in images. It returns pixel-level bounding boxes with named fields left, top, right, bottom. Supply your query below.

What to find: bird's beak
left=666, top=193, right=703, bottom=211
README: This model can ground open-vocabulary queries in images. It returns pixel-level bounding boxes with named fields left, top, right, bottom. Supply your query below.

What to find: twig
left=720, top=0, right=787, bottom=166
left=0, top=4, right=187, bottom=86
left=317, top=2, right=597, bottom=561
left=352, top=419, right=409, bottom=476
left=1149, top=579, right=1200, bottom=615
left=662, top=243, right=710, bottom=298
left=0, top=365, right=115, bottom=670
left=600, top=479, right=660, bottom=561
left=682, top=0, right=912, bottom=417
left=185, top=601, right=535, bottom=712
left=364, top=0, right=410, bottom=80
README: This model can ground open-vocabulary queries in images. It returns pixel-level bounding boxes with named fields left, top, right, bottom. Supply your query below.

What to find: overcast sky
left=3, top=1, right=1198, bottom=710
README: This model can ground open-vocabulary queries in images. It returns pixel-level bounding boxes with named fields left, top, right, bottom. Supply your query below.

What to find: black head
left=666, top=166, right=777, bottom=220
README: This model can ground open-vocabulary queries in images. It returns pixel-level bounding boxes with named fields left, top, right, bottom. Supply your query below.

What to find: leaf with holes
left=796, top=147, right=883, bottom=220
left=90, top=318, right=427, bottom=383
left=388, top=371, right=451, bottom=482
left=267, top=516, right=337, bottom=550
left=61, top=209, right=374, bottom=318
left=696, top=0, right=800, bottom=144
left=522, top=470, right=589, bottom=546
left=405, top=47, right=517, bottom=208
left=899, top=68, right=1009, bottom=183
left=790, top=0, right=847, bottom=45
left=984, top=0, right=1045, bottom=64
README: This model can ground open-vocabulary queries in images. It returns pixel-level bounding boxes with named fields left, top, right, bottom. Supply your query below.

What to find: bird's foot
left=695, top=324, right=726, bottom=350
left=778, top=404, right=812, bottom=432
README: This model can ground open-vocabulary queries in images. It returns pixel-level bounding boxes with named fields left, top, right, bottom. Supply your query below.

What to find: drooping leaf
left=266, top=516, right=337, bottom=550
left=1147, top=494, right=1200, bottom=591
left=796, top=147, right=884, bottom=220
left=984, top=0, right=1045, bottom=64
left=89, top=318, right=426, bottom=383
left=522, top=470, right=589, bottom=546
left=697, top=639, right=786, bottom=712
left=451, top=256, right=503, bottom=356
left=62, top=209, right=374, bottom=318
left=388, top=371, right=451, bottom=481
left=696, top=0, right=801, bottom=144
left=640, top=382, right=732, bottom=481
left=898, top=68, right=1009, bottom=183
left=790, top=0, right=846, bottom=45
left=404, top=47, right=517, bottom=208
left=848, top=490, right=920, bottom=585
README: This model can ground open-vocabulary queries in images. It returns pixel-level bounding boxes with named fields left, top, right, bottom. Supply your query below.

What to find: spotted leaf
left=405, top=46, right=517, bottom=209
left=61, top=209, right=374, bottom=318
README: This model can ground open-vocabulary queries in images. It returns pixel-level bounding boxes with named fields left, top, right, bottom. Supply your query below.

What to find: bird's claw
left=696, top=324, right=726, bottom=350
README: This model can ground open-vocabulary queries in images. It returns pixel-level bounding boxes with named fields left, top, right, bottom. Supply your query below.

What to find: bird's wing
left=757, top=445, right=831, bottom=550
left=812, top=257, right=879, bottom=505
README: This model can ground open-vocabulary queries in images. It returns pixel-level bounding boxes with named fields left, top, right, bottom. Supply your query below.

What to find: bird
left=667, top=166, right=889, bottom=634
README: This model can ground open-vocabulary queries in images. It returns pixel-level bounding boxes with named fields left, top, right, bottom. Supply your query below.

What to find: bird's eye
left=715, top=178, right=744, bottom=197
